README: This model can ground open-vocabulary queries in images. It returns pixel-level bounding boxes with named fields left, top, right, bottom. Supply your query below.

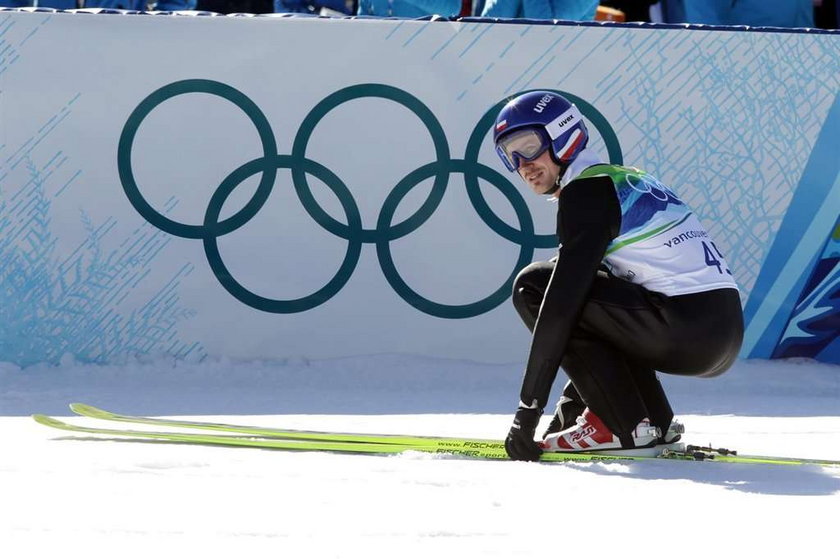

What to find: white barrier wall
left=1, top=11, right=838, bottom=366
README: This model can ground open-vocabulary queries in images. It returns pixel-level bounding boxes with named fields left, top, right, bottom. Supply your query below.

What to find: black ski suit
left=511, top=165, right=744, bottom=443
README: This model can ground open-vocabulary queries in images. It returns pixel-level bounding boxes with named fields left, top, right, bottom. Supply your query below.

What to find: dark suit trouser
left=512, top=260, right=744, bottom=439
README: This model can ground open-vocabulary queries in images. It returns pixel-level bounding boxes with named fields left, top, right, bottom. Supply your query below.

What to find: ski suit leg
left=578, top=276, right=743, bottom=377
left=511, top=260, right=743, bottom=438
left=513, top=261, right=653, bottom=435
left=626, top=363, right=674, bottom=436
left=560, top=333, right=651, bottom=444
left=511, top=259, right=554, bottom=332
left=568, top=275, right=743, bottom=437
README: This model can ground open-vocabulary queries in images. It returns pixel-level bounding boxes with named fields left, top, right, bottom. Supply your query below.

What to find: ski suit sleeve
left=518, top=175, right=621, bottom=409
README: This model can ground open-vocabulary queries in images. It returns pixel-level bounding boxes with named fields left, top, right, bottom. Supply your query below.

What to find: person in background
left=813, top=0, right=838, bottom=28
left=195, top=0, right=271, bottom=12
left=481, top=0, right=598, bottom=20
left=276, top=0, right=354, bottom=14
left=599, top=0, right=657, bottom=22
left=355, top=0, right=461, bottom=17
left=492, top=91, right=743, bottom=461
left=0, top=0, right=196, bottom=9
left=1, top=0, right=73, bottom=6
left=660, top=0, right=815, bottom=28
left=151, top=0, right=195, bottom=9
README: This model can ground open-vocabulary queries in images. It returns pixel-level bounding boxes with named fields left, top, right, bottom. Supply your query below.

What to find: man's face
left=517, top=149, right=562, bottom=196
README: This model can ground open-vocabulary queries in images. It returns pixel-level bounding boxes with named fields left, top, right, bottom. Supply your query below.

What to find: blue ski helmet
left=493, top=91, right=589, bottom=172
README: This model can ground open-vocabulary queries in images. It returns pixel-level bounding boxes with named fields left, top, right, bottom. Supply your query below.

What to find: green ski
left=33, top=413, right=660, bottom=463
left=33, top=404, right=840, bottom=467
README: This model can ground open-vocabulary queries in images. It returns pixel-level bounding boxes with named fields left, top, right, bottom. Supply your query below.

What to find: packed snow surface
left=2, top=355, right=839, bottom=559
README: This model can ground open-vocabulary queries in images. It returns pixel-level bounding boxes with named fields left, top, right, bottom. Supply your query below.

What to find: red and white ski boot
left=540, top=408, right=661, bottom=453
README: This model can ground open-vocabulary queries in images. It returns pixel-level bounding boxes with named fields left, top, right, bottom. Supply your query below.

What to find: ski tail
left=69, top=403, right=481, bottom=446
left=33, top=414, right=423, bottom=455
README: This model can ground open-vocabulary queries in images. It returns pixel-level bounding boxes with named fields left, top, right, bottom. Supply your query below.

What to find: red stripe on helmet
left=559, top=130, right=584, bottom=161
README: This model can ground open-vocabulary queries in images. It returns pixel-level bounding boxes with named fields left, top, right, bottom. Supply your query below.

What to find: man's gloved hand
left=505, top=407, right=543, bottom=461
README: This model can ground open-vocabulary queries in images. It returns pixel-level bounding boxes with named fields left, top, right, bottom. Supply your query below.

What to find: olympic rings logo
left=117, top=80, right=621, bottom=319
left=626, top=173, right=678, bottom=202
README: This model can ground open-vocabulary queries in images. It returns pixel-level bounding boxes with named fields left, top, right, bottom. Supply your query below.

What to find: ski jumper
left=512, top=153, right=743, bottom=442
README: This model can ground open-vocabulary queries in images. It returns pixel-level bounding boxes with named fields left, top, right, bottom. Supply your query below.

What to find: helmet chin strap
left=543, top=162, right=568, bottom=196
left=544, top=177, right=562, bottom=196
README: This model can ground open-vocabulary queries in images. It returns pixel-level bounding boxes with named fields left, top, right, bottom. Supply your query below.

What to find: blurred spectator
left=276, top=0, right=354, bottom=14
left=600, top=0, right=657, bottom=22
left=196, top=0, right=271, bottom=12
left=813, top=0, right=838, bottom=28
left=355, top=0, right=461, bottom=17
left=661, top=0, right=815, bottom=28
left=480, top=0, right=598, bottom=20
left=151, top=0, right=196, bottom=8
left=92, top=0, right=148, bottom=7
left=28, top=0, right=75, bottom=6
left=0, top=0, right=195, bottom=8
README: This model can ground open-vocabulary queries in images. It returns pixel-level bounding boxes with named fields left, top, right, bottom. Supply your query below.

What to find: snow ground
left=1, top=355, right=839, bottom=559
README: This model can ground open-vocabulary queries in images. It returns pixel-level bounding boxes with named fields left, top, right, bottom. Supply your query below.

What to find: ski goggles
left=495, top=127, right=551, bottom=172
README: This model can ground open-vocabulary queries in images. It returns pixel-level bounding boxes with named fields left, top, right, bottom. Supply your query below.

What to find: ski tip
left=69, top=403, right=102, bottom=416
left=32, top=414, right=64, bottom=428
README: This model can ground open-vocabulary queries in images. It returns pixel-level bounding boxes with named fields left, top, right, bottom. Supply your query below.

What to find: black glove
left=505, top=407, right=543, bottom=461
